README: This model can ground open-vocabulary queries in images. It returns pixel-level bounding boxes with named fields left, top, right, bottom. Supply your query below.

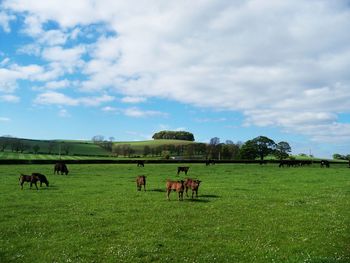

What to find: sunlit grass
left=1, top=163, right=349, bottom=262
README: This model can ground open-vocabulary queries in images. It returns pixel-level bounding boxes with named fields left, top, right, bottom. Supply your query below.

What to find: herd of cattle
left=18, top=162, right=200, bottom=201
left=18, top=160, right=349, bottom=200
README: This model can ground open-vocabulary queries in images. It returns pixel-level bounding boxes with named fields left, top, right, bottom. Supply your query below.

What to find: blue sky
left=1, top=0, right=350, bottom=158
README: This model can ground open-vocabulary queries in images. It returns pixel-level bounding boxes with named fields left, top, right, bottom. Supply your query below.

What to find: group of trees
left=152, top=131, right=195, bottom=141
left=333, top=153, right=350, bottom=160
left=109, top=135, right=291, bottom=160
left=206, top=136, right=291, bottom=161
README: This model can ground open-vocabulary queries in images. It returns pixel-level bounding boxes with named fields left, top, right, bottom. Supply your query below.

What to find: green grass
left=1, top=163, right=349, bottom=262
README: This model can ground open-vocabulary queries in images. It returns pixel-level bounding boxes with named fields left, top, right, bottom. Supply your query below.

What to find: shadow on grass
left=184, top=198, right=211, bottom=203
left=39, top=185, right=59, bottom=190
left=149, top=188, right=166, bottom=193
left=200, top=194, right=220, bottom=198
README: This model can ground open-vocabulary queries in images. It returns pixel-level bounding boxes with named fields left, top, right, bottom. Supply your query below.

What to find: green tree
left=152, top=130, right=195, bottom=141
left=275, top=141, right=291, bottom=160
left=240, top=136, right=276, bottom=161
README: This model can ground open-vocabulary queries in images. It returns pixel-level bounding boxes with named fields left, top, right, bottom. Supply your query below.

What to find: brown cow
left=136, top=175, right=146, bottom=191
left=54, top=162, right=69, bottom=175
left=184, top=178, right=201, bottom=199
left=166, top=180, right=184, bottom=201
left=177, top=166, right=189, bottom=175
left=19, top=174, right=39, bottom=190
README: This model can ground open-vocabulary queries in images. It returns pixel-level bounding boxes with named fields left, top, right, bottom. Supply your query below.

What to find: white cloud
left=34, top=91, right=114, bottom=107
left=3, top=0, right=350, bottom=143
left=0, top=11, right=15, bottom=32
left=121, top=96, right=146, bottom=104
left=123, top=107, right=167, bottom=118
left=0, top=94, right=20, bottom=103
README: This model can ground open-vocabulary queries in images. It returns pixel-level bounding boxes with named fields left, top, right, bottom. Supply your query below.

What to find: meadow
left=1, top=163, right=349, bottom=262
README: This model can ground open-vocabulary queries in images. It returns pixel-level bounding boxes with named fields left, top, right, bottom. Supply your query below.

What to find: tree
left=143, top=145, right=151, bottom=157
left=33, top=144, right=40, bottom=154
left=252, top=136, right=276, bottom=161
left=274, top=141, right=291, bottom=160
left=240, top=136, right=276, bottom=161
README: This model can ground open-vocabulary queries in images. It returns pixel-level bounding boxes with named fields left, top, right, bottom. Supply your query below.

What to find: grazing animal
left=137, top=160, right=145, bottom=167
left=177, top=166, right=190, bottom=175
left=205, top=159, right=215, bottom=166
left=136, top=175, right=146, bottom=191
left=19, top=174, right=39, bottom=190
left=184, top=178, right=201, bottom=199
left=166, top=180, right=185, bottom=201
left=320, top=160, right=330, bottom=168
left=32, top=173, right=49, bottom=187
left=54, top=162, right=69, bottom=175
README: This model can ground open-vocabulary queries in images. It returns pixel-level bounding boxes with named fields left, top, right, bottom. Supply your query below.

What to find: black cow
left=54, top=162, right=69, bottom=175
left=320, top=160, right=330, bottom=168
left=177, top=166, right=190, bottom=175
left=137, top=160, right=145, bottom=167
left=32, top=173, right=49, bottom=187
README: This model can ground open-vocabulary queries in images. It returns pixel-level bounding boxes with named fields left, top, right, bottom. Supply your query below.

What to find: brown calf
left=177, top=166, right=189, bottom=175
left=136, top=175, right=146, bottom=191
left=19, top=174, right=39, bottom=190
left=166, top=180, right=184, bottom=201
left=184, top=178, right=201, bottom=199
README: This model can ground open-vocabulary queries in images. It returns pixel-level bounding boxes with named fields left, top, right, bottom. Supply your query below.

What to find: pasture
left=1, top=163, right=349, bottom=262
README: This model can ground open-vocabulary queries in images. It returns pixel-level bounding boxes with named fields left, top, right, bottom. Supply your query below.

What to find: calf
left=177, top=166, right=190, bottom=175
left=136, top=175, right=146, bottom=191
left=32, top=173, right=49, bottom=187
left=184, top=178, right=201, bottom=199
left=166, top=180, right=184, bottom=201
left=19, top=174, right=39, bottom=190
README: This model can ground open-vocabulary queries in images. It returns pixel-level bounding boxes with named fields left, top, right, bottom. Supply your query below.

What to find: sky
left=1, top=0, right=350, bottom=158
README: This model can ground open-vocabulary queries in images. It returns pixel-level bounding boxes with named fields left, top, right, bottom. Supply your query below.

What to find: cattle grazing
left=166, top=180, right=185, bottom=201
left=32, top=173, right=49, bottom=187
left=205, top=159, right=215, bottom=166
left=320, top=160, right=330, bottom=168
left=54, top=162, right=69, bottom=175
left=177, top=166, right=190, bottom=175
left=137, top=160, right=145, bottom=167
left=279, top=160, right=302, bottom=167
left=184, top=178, right=201, bottom=199
left=19, top=174, right=39, bottom=190
left=136, top=175, right=146, bottom=191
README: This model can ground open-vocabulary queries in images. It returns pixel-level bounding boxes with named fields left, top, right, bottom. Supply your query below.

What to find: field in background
left=1, top=163, right=349, bottom=262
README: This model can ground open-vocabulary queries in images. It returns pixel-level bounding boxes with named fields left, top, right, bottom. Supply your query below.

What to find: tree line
left=110, top=135, right=292, bottom=160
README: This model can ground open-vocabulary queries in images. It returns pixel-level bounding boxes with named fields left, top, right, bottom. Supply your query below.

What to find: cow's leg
left=20, top=181, right=24, bottom=190
left=144, top=183, right=146, bottom=192
left=166, top=190, right=171, bottom=200
left=185, top=187, right=189, bottom=197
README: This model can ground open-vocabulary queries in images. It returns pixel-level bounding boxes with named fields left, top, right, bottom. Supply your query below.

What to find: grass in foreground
left=1, top=163, right=349, bottom=262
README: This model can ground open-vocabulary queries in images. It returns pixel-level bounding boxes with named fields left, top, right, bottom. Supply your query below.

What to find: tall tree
left=275, top=141, right=291, bottom=160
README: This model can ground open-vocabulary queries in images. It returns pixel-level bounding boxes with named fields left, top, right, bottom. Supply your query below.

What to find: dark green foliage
left=152, top=130, right=195, bottom=141
left=275, top=141, right=291, bottom=160
left=240, top=136, right=276, bottom=161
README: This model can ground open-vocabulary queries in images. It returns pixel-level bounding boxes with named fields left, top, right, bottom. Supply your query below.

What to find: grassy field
left=1, top=163, right=349, bottom=262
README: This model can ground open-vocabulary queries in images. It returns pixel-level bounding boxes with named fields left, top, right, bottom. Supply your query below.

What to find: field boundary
left=0, top=159, right=346, bottom=165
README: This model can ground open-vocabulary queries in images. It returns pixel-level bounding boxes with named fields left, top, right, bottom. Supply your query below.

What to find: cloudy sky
left=1, top=0, right=350, bottom=158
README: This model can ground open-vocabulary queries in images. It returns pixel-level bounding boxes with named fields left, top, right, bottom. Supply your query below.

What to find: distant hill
left=0, top=137, right=110, bottom=157
left=0, top=137, right=198, bottom=158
